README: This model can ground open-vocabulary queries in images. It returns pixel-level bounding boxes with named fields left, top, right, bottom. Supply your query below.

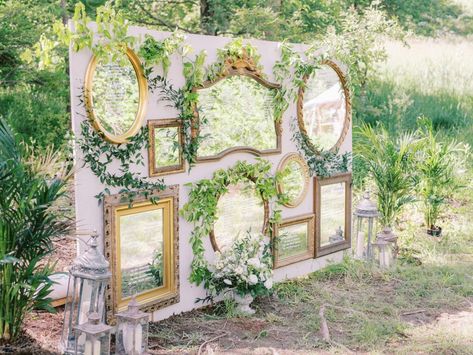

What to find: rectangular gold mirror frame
left=148, top=119, right=185, bottom=176
left=273, top=214, right=315, bottom=269
left=104, top=186, right=179, bottom=324
left=314, top=172, right=352, bottom=257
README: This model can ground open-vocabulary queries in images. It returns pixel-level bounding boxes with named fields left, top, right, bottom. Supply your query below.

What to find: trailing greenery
left=0, top=117, right=71, bottom=342
left=415, top=117, right=469, bottom=230
left=77, top=120, right=166, bottom=204
left=181, top=159, right=287, bottom=297
left=354, top=123, right=421, bottom=227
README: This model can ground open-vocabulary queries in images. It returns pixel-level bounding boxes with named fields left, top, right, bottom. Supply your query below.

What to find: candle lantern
left=373, top=227, right=398, bottom=268
left=61, top=232, right=112, bottom=354
left=329, top=226, right=344, bottom=244
left=353, top=192, right=379, bottom=260
left=115, top=296, right=150, bottom=355
left=74, top=312, right=112, bottom=355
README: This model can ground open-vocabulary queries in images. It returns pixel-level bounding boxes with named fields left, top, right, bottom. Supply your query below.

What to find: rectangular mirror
left=104, top=186, right=179, bottom=323
left=273, top=214, right=315, bottom=268
left=314, top=173, right=352, bottom=257
left=148, top=119, right=185, bottom=176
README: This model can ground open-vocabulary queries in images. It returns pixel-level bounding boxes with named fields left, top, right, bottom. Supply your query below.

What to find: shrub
left=0, top=117, right=71, bottom=342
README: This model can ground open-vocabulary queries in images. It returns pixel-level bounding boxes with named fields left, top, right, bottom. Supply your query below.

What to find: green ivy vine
left=273, top=43, right=351, bottom=178
left=180, top=159, right=288, bottom=294
left=77, top=119, right=166, bottom=205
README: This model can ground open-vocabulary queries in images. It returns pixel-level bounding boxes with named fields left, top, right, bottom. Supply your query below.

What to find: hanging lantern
left=353, top=191, right=379, bottom=260
left=115, top=297, right=150, bottom=355
left=74, top=312, right=112, bottom=355
left=61, top=232, right=112, bottom=354
left=373, top=227, right=398, bottom=268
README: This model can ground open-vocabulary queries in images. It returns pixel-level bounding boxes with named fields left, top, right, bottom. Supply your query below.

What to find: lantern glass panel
left=116, top=319, right=149, bottom=354
left=75, top=332, right=111, bottom=355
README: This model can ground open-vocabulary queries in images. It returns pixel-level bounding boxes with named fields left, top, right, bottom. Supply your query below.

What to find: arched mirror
left=194, top=69, right=282, bottom=162
left=297, top=61, right=350, bottom=152
left=85, top=48, right=148, bottom=144
left=277, top=153, right=310, bottom=208
left=210, top=179, right=269, bottom=252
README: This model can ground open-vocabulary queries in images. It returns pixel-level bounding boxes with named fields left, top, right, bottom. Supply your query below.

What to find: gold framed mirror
left=297, top=60, right=351, bottom=153
left=104, top=186, right=179, bottom=323
left=148, top=119, right=185, bottom=176
left=273, top=214, right=315, bottom=268
left=85, top=48, right=148, bottom=144
left=210, top=179, right=269, bottom=252
left=314, top=173, right=352, bottom=257
left=277, top=153, right=310, bottom=208
left=192, top=60, right=282, bottom=162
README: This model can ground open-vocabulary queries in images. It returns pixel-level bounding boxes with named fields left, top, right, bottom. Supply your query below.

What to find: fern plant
left=0, top=117, right=71, bottom=342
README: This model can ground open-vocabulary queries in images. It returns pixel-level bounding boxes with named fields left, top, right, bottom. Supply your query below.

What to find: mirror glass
left=277, top=222, right=309, bottom=260
left=279, top=157, right=308, bottom=207
left=119, top=208, right=164, bottom=298
left=154, top=126, right=180, bottom=168
left=92, top=59, right=140, bottom=137
left=320, top=183, right=346, bottom=247
left=303, top=65, right=347, bottom=150
left=197, top=75, right=277, bottom=158
left=213, top=180, right=265, bottom=251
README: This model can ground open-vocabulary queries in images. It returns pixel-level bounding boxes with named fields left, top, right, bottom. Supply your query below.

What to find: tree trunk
left=200, top=0, right=215, bottom=35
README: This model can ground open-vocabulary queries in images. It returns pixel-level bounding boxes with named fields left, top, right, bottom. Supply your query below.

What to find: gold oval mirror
left=85, top=48, right=148, bottom=144
left=297, top=61, right=350, bottom=152
left=210, top=180, right=269, bottom=252
left=277, top=153, right=309, bottom=208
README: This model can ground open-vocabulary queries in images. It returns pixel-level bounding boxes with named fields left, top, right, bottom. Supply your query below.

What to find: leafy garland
left=77, top=120, right=166, bottom=205
left=180, top=159, right=288, bottom=294
left=273, top=43, right=351, bottom=178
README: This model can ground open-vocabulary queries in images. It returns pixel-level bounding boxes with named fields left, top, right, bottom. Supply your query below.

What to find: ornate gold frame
left=192, top=55, right=282, bottom=162
left=84, top=48, right=148, bottom=144
left=148, top=119, right=185, bottom=176
left=209, top=176, right=270, bottom=252
left=276, top=153, right=310, bottom=208
left=273, top=214, right=315, bottom=268
left=314, top=172, right=352, bottom=257
left=104, top=186, right=179, bottom=324
left=296, top=60, right=351, bottom=154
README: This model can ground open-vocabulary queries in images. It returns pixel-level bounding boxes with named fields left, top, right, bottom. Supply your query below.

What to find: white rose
left=248, top=257, right=261, bottom=268
left=235, top=266, right=244, bottom=275
left=248, top=274, right=258, bottom=285
left=264, top=278, right=273, bottom=289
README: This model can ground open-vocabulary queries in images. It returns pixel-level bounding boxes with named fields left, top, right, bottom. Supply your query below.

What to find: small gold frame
left=276, top=153, right=310, bottom=208
left=209, top=176, right=270, bottom=253
left=297, top=60, right=351, bottom=154
left=148, top=119, right=185, bottom=176
left=192, top=54, right=282, bottom=162
left=104, top=186, right=179, bottom=324
left=84, top=48, right=148, bottom=144
left=314, top=172, right=352, bottom=257
left=273, top=214, right=315, bottom=268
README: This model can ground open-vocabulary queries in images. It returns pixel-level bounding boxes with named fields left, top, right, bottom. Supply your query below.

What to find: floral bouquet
left=209, top=231, right=274, bottom=298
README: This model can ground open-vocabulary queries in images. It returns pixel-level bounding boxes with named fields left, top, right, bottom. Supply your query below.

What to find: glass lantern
left=353, top=191, right=379, bottom=260
left=74, top=312, right=112, bottom=355
left=373, top=227, right=398, bottom=268
left=61, top=232, right=112, bottom=354
left=115, top=297, right=150, bottom=355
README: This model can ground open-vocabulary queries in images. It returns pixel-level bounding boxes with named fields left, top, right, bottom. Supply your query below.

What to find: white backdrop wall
left=69, top=25, right=352, bottom=321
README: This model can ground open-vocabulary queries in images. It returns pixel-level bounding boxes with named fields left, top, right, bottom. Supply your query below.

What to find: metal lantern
left=329, top=226, right=344, bottom=244
left=373, top=227, right=398, bottom=268
left=74, top=312, right=112, bottom=355
left=115, top=297, right=150, bottom=355
left=61, top=232, right=112, bottom=354
left=353, top=191, right=379, bottom=260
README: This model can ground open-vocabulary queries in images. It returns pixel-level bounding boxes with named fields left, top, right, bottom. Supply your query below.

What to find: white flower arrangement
left=210, top=231, right=274, bottom=298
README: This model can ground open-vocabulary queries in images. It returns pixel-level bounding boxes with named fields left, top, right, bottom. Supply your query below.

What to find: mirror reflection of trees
left=119, top=208, right=164, bottom=298
left=320, top=183, right=346, bottom=247
left=154, top=126, right=180, bottom=167
left=280, top=159, right=307, bottom=206
left=303, top=65, right=346, bottom=150
left=213, top=180, right=266, bottom=251
left=197, top=75, right=278, bottom=158
left=92, top=60, right=139, bottom=137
